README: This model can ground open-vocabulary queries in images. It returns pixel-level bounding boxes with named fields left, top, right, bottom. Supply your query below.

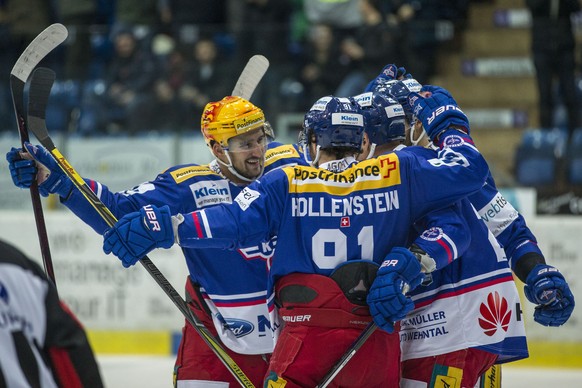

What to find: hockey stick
left=26, top=69, right=255, bottom=388
left=316, top=322, right=377, bottom=388
left=10, top=23, right=68, bottom=286
left=231, top=55, right=269, bottom=100
left=316, top=283, right=409, bottom=387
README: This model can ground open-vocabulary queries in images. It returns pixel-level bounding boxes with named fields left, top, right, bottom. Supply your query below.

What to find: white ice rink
left=97, top=355, right=582, bottom=387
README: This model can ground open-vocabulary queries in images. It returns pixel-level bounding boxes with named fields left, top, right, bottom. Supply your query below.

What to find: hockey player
left=0, top=239, right=103, bottom=387
left=354, top=89, right=529, bottom=386
left=364, top=71, right=574, bottom=385
left=6, top=96, right=304, bottom=386
left=99, top=89, right=494, bottom=386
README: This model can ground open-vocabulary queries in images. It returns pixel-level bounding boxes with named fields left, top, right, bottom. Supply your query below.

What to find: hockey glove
left=524, top=264, right=575, bottom=327
left=7, top=147, right=38, bottom=188
left=367, top=247, right=424, bottom=333
left=103, top=204, right=175, bottom=268
left=408, top=86, right=469, bottom=142
left=22, top=142, right=73, bottom=198
left=364, top=64, right=409, bottom=92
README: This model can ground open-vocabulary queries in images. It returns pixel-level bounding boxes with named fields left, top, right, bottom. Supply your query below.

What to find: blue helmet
left=353, top=91, right=406, bottom=146
left=384, top=78, right=422, bottom=123
left=303, top=96, right=365, bottom=152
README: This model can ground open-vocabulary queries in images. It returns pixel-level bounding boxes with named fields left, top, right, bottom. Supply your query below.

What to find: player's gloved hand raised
left=364, top=64, right=410, bottom=92
left=524, top=264, right=575, bottom=327
left=7, top=147, right=38, bottom=188
left=367, top=247, right=424, bottom=333
left=103, top=204, right=175, bottom=268
left=7, top=142, right=73, bottom=198
left=408, top=85, right=469, bottom=142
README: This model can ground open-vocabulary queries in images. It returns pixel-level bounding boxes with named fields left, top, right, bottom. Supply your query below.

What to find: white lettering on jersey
left=291, top=190, right=399, bottom=217
left=189, top=180, right=232, bottom=208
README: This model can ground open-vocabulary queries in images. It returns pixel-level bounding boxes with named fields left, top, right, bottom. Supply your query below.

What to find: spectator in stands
left=298, top=24, right=348, bottom=110
left=526, top=0, right=581, bottom=138
left=232, top=0, right=294, bottom=118
left=0, top=238, right=104, bottom=387
left=166, top=0, right=228, bottom=48
left=0, top=0, right=54, bottom=133
left=335, top=0, right=401, bottom=97
left=152, top=37, right=231, bottom=131
left=112, top=0, right=171, bottom=51
left=57, top=0, right=98, bottom=81
left=102, top=28, right=158, bottom=134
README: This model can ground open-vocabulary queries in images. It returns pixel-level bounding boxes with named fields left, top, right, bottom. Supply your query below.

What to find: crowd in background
left=0, top=0, right=472, bottom=135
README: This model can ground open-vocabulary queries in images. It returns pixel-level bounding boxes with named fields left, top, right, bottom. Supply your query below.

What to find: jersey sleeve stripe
left=199, top=210, right=213, bottom=238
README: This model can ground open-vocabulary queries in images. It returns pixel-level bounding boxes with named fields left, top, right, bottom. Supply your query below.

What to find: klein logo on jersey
left=224, top=318, right=255, bottom=338
left=420, top=227, right=444, bottom=242
left=442, top=134, right=465, bottom=148
left=189, top=180, right=232, bottom=208
left=143, top=205, right=161, bottom=231
left=478, top=291, right=511, bottom=336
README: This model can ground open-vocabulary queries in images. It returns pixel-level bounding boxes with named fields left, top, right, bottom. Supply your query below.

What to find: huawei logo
left=478, top=291, right=511, bottom=336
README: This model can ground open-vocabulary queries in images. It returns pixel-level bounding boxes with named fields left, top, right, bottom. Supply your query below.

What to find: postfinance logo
left=287, top=154, right=400, bottom=195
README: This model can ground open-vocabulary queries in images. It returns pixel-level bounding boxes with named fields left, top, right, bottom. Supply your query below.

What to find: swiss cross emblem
left=340, top=217, right=350, bottom=227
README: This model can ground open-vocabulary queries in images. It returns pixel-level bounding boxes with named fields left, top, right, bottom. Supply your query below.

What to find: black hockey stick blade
left=26, top=106, right=255, bottom=388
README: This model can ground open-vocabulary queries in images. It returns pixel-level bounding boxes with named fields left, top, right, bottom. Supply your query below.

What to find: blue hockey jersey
left=60, top=142, right=304, bottom=354
left=398, top=146, right=527, bottom=364
left=175, top=130, right=490, bottom=337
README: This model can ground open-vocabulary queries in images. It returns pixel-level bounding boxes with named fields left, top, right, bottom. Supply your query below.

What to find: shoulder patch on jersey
left=286, top=154, right=401, bottom=195
left=235, top=187, right=261, bottom=210
left=441, top=134, right=465, bottom=148
left=265, top=144, right=300, bottom=166
left=420, top=227, right=444, bottom=241
left=170, top=165, right=217, bottom=183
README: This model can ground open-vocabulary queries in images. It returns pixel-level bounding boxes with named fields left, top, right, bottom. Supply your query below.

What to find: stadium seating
left=567, top=128, right=582, bottom=185
left=45, top=80, right=82, bottom=132
left=514, top=128, right=568, bottom=187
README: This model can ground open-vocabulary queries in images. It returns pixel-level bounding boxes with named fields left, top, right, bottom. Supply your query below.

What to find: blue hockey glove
left=524, top=264, right=575, bottom=327
left=408, top=86, right=469, bottom=142
left=22, top=142, right=73, bottom=198
left=364, top=64, right=409, bottom=92
left=6, top=147, right=38, bottom=188
left=367, top=247, right=424, bottom=333
left=103, top=204, right=175, bottom=268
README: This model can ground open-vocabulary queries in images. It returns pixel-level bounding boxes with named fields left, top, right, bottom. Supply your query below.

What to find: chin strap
left=364, top=143, right=377, bottom=160
left=214, top=150, right=264, bottom=183
left=410, top=124, right=427, bottom=146
left=306, top=144, right=322, bottom=168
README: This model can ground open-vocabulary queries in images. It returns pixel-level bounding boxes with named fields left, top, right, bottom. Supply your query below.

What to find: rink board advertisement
left=0, top=211, right=188, bottom=353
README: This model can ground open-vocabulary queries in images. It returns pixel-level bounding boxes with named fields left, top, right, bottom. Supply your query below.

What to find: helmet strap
left=365, top=143, right=377, bottom=160
left=215, top=150, right=262, bottom=183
